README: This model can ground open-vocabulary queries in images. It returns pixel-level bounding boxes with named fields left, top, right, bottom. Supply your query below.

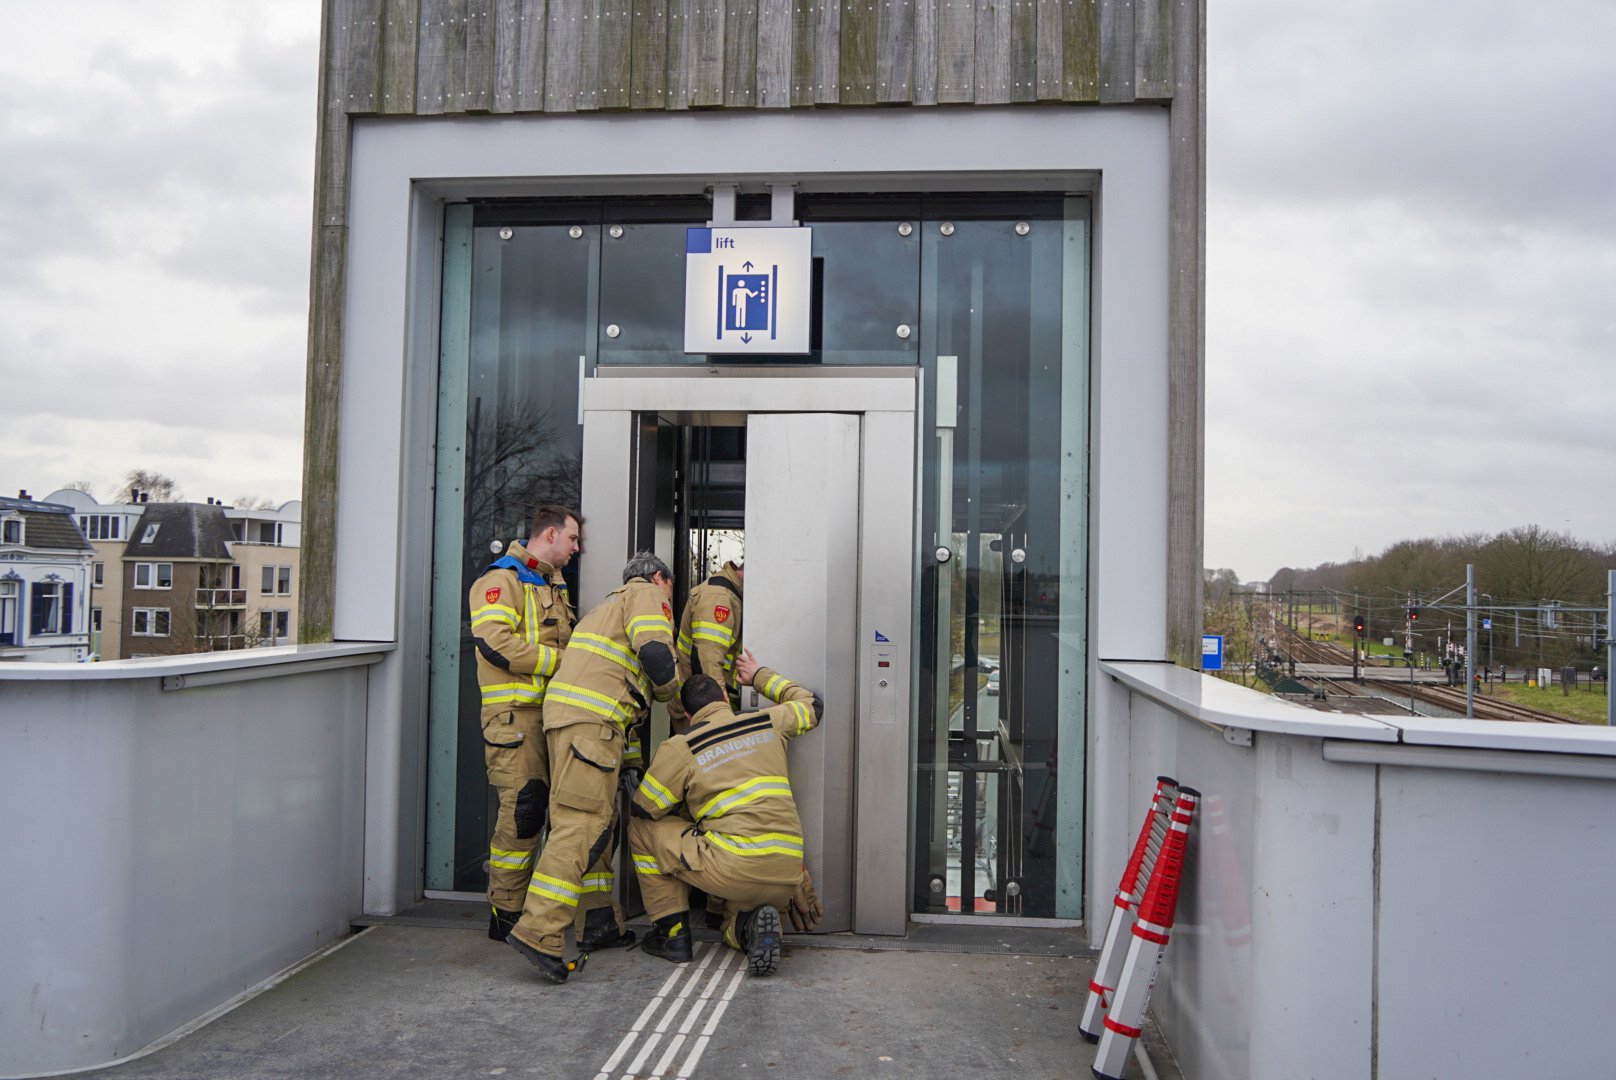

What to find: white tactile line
left=673, top=963, right=748, bottom=1080
left=597, top=937, right=753, bottom=1080
left=645, top=949, right=744, bottom=1080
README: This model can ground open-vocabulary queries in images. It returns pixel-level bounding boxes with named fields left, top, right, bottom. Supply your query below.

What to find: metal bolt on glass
left=568, top=225, right=584, bottom=239
left=896, top=324, right=911, bottom=339
left=608, top=224, right=624, bottom=239
left=498, top=226, right=513, bottom=240
left=606, top=324, right=621, bottom=339
left=1015, top=221, right=1030, bottom=236
left=940, top=222, right=955, bottom=236
left=897, top=222, right=913, bottom=236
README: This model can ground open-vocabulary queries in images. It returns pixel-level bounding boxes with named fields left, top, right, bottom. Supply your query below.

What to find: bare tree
left=462, top=398, right=583, bottom=585
left=232, top=495, right=279, bottom=510
left=116, top=469, right=181, bottom=504
left=61, top=479, right=99, bottom=498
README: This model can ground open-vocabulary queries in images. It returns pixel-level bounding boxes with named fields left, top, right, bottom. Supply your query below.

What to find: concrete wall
left=0, top=645, right=384, bottom=1077
left=1099, top=662, right=1616, bottom=1079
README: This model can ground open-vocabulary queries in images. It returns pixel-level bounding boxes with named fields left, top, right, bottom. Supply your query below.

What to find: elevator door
left=578, top=373, right=915, bottom=935
left=743, top=413, right=860, bottom=932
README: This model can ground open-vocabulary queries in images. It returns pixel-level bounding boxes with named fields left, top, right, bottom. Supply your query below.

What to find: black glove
left=619, top=766, right=643, bottom=797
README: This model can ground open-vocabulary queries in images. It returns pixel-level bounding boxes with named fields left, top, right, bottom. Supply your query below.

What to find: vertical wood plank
left=812, top=0, right=841, bottom=103
left=1132, top=0, right=1171, bottom=100
left=839, top=0, right=877, bottom=104
left=911, top=0, right=937, bottom=104
left=1009, top=0, right=1036, bottom=101
left=492, top=0, right=521, bottom=110
left=876, top=0, right=915, bottom=103
left=630, top=0, right=670, bottom=108
left=1165, top=0, right=1204, bottom=666
left=973, top=0, right=1010, bottom=104
left=1098, top=0, right=1134, bottom=102
left=790, top=0, right=816, bottom=104
left=755, top=0, right=790, bottom=107
left=1034, top=0, right=1060, bottom=100
left=465, top=0, right=495, bottom=110
left=417, top=0, right=468, bottom=113
left=303, top=0, right=356, bottom=644
left=665, top=0, right=694, bottom=108
left=380, top=0, right=419, bottom=113
left=515, top=0, right=549, bottom=110
left=576, top=0, right=605, bottom=110
left=688, top=0, right=726, bottom=106
left=597, top=0, right=634, bottom=107
left=1061, top=0, right=1099, bottom=100
left=346, top=0, right=383, bottom=114
left=545, top=0, right=583, bottom=110
left=935, top=0, right=972, bottom=102
left=723, top=0, right=758, bottom=106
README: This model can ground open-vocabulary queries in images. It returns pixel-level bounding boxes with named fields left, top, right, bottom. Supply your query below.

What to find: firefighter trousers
left=627, top=816, right=798, bottom=950
left=482, top=706, right=548, bottom=911
left=511, top=720, right=625, bottom=956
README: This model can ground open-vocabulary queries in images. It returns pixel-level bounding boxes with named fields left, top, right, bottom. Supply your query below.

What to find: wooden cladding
left=333, top=0, right=1174, bottom=116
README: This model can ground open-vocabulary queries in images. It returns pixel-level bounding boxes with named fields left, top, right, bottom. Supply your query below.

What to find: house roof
left=0, top=497, right=93, bottom=553
left=123, top=503, right=234, bottom=560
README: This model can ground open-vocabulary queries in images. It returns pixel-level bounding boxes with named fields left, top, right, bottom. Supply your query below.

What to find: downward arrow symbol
left=740, top=333, right=753, bottom=344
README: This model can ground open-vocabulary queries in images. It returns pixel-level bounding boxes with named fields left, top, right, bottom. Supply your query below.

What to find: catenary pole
left=1465, top=564, right=1476, bottom=718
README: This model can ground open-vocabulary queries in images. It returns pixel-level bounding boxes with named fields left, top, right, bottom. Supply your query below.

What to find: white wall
left=0, top=647, right=381, bottom=1076
left=1101, top=662, right=1616, bottom=1079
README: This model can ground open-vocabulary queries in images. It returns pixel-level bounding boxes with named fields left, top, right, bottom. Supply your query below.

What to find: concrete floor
left=76, top=904, right=1181, bottom=1080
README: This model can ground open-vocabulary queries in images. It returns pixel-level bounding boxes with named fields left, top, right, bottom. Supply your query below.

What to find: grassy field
left=1489, top=682, right=1611, bottom=725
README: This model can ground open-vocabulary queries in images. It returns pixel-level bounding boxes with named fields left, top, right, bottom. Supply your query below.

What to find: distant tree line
left=1264, top=526, right=1614, bottom=608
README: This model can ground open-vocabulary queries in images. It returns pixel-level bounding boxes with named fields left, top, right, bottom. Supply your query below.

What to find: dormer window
left=1, top=516, right=21, bottom=545
left=140, top=523, right=161, bottom=544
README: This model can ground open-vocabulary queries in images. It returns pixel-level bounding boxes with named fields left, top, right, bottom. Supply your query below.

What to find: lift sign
left=684, top=227, right=812, bottom=355
left=1201, top=634, right=1224, bottom=671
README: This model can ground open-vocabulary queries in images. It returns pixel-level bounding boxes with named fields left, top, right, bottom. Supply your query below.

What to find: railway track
left=1302, top=675, right=1580, bottom=724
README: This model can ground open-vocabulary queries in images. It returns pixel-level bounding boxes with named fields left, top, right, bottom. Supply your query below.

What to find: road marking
left=593, top=943, right=750, bottom=1080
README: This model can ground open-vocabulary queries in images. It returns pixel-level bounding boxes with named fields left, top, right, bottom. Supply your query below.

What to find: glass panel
left=426, top=207, right=595, bottom=893
left=599, top=221, right=696, bottom=365
left=913, top=199, right=1085, bottom=919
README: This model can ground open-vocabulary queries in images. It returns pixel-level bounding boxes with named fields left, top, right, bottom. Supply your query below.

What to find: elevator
left=577, top=373, right=916, bottom=935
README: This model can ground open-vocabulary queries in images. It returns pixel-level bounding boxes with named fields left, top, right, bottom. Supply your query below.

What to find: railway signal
left=1353, top=614, right=1366, bottom=636
left=1407, top=606, right=1420, bottom=623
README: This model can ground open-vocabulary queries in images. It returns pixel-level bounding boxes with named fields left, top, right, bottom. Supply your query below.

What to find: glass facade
left=428, top=194, right=1089, bottom=920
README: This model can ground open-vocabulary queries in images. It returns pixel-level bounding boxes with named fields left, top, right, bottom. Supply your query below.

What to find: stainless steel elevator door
left=742, top=413, right=861, bottom=933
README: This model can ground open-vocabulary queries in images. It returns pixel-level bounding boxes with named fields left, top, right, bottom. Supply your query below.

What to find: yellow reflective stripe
left=676, top=629, right=694, bottom=652
left=706, top=831, right=805, bottom=857
left=639, top=772, right=677, bottom=810
left=571, top=632, right=644, bottom=677
left=489, top=846, right=534, bottom=870
left=534, top=645, right=560, bottom=678
left=480, top=676, right=544, bottom=705
left=580, top=872, right=614, bottom=893
left=544, top=682, right=633, bottom=724
left=627, top=614, right=673, bottom=642
left=760, top=673, right=791, bottom=700
left=527, top=873, right=581, bottom=906
left=691, top=621, right=735, bottom=645
left=791, top=699, right=813, bottom=735
left=697, top=775, right=792, bottom=821
left=471, top=606, right=519, bottom=627
left=632, top=854, right=663, bottom=876
left=724, top=923, right=740, bottom=948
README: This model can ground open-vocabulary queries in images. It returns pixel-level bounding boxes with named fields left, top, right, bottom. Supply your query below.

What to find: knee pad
left=515, top=779, right=548, bottom=840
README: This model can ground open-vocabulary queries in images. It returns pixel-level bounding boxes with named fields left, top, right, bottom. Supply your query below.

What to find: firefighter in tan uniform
left=675, top=560, right=744, bottom=712
left=628, top=650, right=824, bottom=976
left=468, top=505, right=580, bottom=942
left=506, top=552, right=681, bottom=983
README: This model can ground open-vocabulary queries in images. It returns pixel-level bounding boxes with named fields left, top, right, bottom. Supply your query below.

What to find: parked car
left=986, top=671, right=1000, bottom=696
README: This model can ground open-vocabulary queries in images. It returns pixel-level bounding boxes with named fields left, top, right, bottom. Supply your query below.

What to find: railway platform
left=73, top=902, right=1181, bottom=1080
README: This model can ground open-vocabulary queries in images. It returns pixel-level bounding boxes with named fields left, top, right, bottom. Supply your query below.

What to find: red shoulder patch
left=662, top=602, right=673, bottom=620
left=485, top=587, right=501, bottom=604
left=714, top=605, right=731, bottom=624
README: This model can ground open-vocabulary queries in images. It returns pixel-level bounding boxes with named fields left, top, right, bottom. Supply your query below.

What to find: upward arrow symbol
left=742, top=260, right=754, bottom=271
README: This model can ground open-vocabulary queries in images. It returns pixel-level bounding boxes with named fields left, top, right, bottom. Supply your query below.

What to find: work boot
left=488, top=905, right=522, bottom=942
left=579, top=906, right=637, bottom=950
left=640, top=913, right=693, bottom=964
left=736, top=905, right=782, bottom=976
left=507, top=931, right=570, bottom=984
left=704, top=895, right=726, bottom=930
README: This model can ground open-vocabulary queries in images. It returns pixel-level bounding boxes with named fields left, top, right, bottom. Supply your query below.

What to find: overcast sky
left=1, top=1, right=1611, bottom=582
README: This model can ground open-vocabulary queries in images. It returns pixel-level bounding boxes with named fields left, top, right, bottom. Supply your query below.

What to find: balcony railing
left=195, top=588, right=248, bottom=608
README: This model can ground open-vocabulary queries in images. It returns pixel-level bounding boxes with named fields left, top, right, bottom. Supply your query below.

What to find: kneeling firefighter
left=628, top=652, right=825, bottom=976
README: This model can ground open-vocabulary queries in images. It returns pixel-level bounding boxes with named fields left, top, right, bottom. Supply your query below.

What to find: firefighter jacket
left=468, top=541, right=574, bottom=716
left=632, top=667, right=823, bottom=881
left=543, top=578, right=679, bottom=734
left=676, top=562, right=743, bottom=694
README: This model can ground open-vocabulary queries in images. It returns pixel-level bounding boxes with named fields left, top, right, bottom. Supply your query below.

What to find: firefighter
left=628, top=650, right=824, bottom=977
left=506, top=551, right=681, bottom=983
left=675, top=560, right=744, bottom=713
left=468, top=504, right=580, bottom=942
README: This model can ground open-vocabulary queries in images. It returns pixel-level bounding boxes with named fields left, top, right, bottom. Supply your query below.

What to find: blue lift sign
left=684, top=227, right=812, bottom=355
left=1201, top=634, right=1224, bottom=671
